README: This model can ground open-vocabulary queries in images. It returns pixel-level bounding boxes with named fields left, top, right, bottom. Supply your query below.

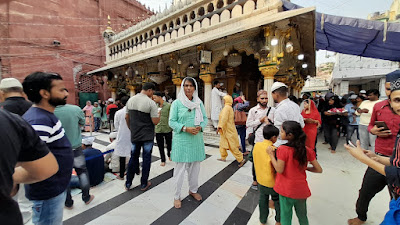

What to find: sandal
left=189, top=192, right=202, bottom=201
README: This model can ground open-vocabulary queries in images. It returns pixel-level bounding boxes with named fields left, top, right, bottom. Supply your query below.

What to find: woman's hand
left=186, top=127, right=200, bottom=135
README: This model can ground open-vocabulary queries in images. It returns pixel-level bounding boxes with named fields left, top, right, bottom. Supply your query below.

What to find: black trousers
left=119, top=157, right=126, bottom=178
left=356, top=167, right=392, bottom=221
left=323, top=124, right=339, bottom=151
left=156, top=132, right=172, bottom=162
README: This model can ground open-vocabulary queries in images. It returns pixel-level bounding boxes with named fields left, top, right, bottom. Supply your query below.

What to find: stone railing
left=105, top=0, right=282, bottom=63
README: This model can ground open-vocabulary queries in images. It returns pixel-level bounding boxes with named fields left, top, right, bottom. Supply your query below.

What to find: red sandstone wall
left=0, top=0, right=152, bottom=104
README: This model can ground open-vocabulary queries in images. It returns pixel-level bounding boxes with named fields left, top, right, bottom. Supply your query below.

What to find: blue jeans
left=346, top=124, right=359, bottom=143
left=31, top=191, right=66, bottom=225
left=126, top=141, right=154, bottom=189
left=236, top=125, right=247, bottom=153
left=94, top=117, right=101, bottom=131
left=65, top=147, right=91, bottom=207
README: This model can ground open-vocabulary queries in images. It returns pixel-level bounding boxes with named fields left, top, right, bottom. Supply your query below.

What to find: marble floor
left=28, top=131, right=389, bottom=225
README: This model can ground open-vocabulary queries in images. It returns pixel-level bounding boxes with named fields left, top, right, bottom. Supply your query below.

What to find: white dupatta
left=177, top=77, right=204, bottom=126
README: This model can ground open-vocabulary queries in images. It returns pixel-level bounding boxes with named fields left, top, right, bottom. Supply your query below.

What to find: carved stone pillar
left=110, top=88, right=117, bottom=100
left=199, top=73, right=214, bottom=119
left=127, top=85, right=136, bottom=97
left=172, top=78, right=183, bottom=95
left=259, top=65, right=279, bottom=107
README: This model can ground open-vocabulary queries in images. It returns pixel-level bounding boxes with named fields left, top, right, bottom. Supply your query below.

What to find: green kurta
left=169, top=99, right=208, bottom=163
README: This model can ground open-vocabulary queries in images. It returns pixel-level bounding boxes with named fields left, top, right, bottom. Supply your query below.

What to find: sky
left=137, top=0, right=394, bottom=66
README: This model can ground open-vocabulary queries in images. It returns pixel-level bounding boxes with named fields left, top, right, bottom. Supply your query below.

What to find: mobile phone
left=374, top=121, right=389, bottom=131
left=347, top=140, right=356, bottom=148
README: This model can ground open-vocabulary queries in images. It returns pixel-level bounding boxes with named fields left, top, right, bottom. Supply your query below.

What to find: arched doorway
left=215, top=53, right=263, bottom=107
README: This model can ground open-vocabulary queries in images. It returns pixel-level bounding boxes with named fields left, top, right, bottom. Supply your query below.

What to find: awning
left=282, top=0, right=400, bottom=62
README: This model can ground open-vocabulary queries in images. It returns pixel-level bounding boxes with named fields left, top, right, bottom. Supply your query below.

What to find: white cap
left=236, top=82, right=240, bottom=87
left=109, top=132, right=117, bottom=139
left=108, top=98, right=114, bottom=102
left=82, top=136, right=95, bottom=145
left=360, top=90, right=366, bottom=94
left=0, top=78, right=23, bottom=89
left=350, top=94, right=358, bottom=100
left=271, top=82, right=288, bottom=93
left=316, top=95, right=320, bottom=98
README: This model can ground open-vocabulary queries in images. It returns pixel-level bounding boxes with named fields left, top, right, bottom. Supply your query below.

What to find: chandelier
left=148, top=72, right=169, bottom=84
left=227, top=49, right=242, bottom=67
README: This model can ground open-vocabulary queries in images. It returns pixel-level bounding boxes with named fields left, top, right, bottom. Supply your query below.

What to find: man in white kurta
left=113, top=96, right=132, bottom=179
left=211, top=81, right=226, bottom=128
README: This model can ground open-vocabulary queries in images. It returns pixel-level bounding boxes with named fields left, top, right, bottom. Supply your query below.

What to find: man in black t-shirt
left=0, top=78, right=32, bottom=116
left=0, top=109, right=58, bottom=225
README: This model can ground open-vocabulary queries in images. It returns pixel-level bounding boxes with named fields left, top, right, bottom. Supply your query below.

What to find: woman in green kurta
left=169, top=77, right=208, bottom=209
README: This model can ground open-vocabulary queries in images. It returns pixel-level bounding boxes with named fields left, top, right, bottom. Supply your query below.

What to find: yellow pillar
left=110, top=88, right=117, bottom=101
left=127, top=85, right=136, bottom=97
left=200, top=73, right=215, bottom=119
left=172, top=78, right=183, bottom=95
left=259, top=65, right=279, bottom=107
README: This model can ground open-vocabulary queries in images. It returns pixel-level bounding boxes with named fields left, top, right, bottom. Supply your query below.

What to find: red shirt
left=368, top=100, right=400, bottom=156
left=274, top=145, right=316, bottom=199
left=106, top=104, right=118, bottom=115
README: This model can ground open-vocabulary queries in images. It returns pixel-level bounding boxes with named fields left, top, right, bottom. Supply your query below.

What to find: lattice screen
left=78, top=75, right=95, bottom=93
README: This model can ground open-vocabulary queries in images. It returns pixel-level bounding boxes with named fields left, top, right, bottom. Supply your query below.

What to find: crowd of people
left=2, top=69, right=400, bottom=225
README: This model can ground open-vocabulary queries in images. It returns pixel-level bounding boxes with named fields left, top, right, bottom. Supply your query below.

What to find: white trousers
left=174, top=161, right=200, bottom=200
left=212, top=120, right=219, bottom=129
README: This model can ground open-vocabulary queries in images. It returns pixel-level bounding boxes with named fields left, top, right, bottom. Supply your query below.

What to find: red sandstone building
left=0, top=0, right=153, bottom=104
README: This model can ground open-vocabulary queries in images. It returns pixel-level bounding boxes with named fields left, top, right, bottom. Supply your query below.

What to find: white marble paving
left=57, top=131, right=390, bottom=225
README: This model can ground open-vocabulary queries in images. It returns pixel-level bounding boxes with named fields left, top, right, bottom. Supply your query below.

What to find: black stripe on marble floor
left=64, top=154, right=212, bottom=225
left=151, top=160, right=242, bottom=225
left=223, top=188, right=259, bottom=225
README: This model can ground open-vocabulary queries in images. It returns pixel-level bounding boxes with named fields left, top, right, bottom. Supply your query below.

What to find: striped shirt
left=23, top=107, right=73, bottom=200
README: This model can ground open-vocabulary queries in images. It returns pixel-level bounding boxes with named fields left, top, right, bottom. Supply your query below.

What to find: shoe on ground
left=251, top=184, right=258, bottom=190
left=135, top=169, right=140, bottom=175
left=85, top=195, right=95, bottom=205
left=140, top=181, right=152, bottom=191
left=348, top=218, right=365, bottom=225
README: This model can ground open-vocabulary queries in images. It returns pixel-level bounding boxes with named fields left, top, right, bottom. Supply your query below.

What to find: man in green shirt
left=153, top=91, right=173, bottom=166
left=92, top=102, right=102, bottom=132
left=54, top=104, right=94, bottom=208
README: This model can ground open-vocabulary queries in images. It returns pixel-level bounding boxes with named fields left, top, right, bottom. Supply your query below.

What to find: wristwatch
left=183, top=126, right=187, bottom=132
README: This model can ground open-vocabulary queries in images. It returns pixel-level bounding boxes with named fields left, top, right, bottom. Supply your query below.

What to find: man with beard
left=22, top=72, right=73, bottom=224
left=271, top=82, right=304, bottom=147
left=246, top=90, right=275, bottom=189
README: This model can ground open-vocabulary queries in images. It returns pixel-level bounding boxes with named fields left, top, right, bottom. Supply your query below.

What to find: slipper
left=217, top=158, right=226, bottom=162
left=238, top=159, right=247, bottom=167
left=189, top=192, right=202, bottom=201
left=140, top=182, right=152, bottom=191
left=174, top=199, right=181, bottom=209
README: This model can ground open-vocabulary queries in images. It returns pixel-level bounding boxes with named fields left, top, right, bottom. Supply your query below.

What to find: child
left=268, top=121, right=322, bottom=225
left=249, top=124, right=281, bottom=225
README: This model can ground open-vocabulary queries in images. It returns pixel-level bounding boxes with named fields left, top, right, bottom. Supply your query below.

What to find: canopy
left=282, top=0, right=400, bottom=61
